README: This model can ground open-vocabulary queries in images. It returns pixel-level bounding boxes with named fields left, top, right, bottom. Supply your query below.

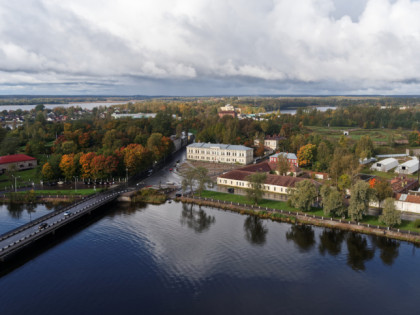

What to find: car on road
left=169, top=168, right=173, bottom=171
left=175, top=193, right=182, bottom=198
left=64, top=211, right=71, bottom=217
left=38, top=223, right=48, bottom=230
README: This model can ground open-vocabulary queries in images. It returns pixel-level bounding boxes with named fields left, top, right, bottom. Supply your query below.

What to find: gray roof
left=271, top=152, right=298, bottom=160
left=187, top=143, right=252, bottom=151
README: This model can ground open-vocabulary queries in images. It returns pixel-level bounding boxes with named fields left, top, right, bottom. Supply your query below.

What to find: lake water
left=0, top=201, right=419, bottom=314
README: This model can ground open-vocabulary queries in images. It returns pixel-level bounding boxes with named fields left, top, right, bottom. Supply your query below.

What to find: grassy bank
left=199, top=190, right=420, bottom=233
left=132, top=188, right=167, bottom=204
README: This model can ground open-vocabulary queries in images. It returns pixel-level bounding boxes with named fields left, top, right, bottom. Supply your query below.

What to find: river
left=0, top=200, right=419, bottom=315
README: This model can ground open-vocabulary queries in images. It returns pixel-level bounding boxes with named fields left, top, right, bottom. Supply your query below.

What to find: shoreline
left=178, top=196, right=420, bottom=244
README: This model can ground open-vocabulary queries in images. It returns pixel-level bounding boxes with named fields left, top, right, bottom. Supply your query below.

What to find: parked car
left=38, top=223, right=48, bottom=230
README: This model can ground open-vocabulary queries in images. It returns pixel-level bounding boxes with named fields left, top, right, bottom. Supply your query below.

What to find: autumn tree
left=41, top=162, right=54, bottom=181
left=277, top=154, right=290, bottom=175
left=245, top=172, right=267, bottom=205
left=297, top=143, right=316, bottom=167
left=379, top=198, right=401, bottom=227
left=122, top=144, right=153, bottom=174
left=59, top=154, right=76, bottom=180
left=288, top=179, right=318, bottom=212
left=194, top=167, right=212, bottom=196
left=373, top=179, right=393, bottom=208
left=79, top=152, right=96, bottom=179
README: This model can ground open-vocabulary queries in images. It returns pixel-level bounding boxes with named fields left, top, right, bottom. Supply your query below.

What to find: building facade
left=269, top=152, right=299, bottom=167
left=254, top=135, right=285, bottom=151
left=187, top=143, right=254, bottom=165
left=0, top=154, right=37, bottom=174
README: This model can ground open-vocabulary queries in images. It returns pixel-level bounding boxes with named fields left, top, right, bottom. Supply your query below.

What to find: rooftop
left=187, top=143, right=252, bottom=151
left=0, top=154, right=36, bottom=165
left=271, top=152, right=298, bottom=160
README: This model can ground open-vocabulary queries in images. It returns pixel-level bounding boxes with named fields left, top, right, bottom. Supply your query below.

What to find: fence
left=186, top=195, right=420, bottom=237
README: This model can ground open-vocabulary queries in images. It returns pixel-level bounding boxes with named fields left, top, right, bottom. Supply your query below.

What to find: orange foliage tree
left=297, top=143, right=316, bottom=167
left=59, top=154, right=76, bottom=180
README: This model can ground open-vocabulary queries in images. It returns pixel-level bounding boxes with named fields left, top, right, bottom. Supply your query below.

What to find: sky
left=1, top=0, right=420, bottom=96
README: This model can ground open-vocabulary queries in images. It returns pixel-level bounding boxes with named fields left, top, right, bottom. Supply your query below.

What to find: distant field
left=307, top=126, right=409, bottom=143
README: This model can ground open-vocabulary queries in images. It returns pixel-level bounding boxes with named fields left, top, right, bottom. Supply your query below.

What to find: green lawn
left=198, top=190, right=420, bottom=233
left=307, top=126, right=409, bottom=143
left=360, top=167, right=417, bottom=180
left=0, top=168, right=41, bottom=190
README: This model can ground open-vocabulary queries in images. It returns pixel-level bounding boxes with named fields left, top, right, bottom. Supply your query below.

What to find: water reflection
left=181, top=203, right=215, bottom=233
left=243, top=216, right=268, bottom=245
left=318, top=229, right=346, bottom=256
left=371, top=236, right=400, bottom=266
left=7, top=203, right=25, bottom=219
left=286, top=224, right=315, bottom=252
left=346, top=233, right=374, bottom=271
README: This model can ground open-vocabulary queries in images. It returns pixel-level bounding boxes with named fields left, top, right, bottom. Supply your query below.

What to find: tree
left=337, top=174, right=351, bottom=192
left=79, top=152, right=96, bottom=179
left=348, top=180, right=372, bottom=221
left=245, top=172, right=267, bottom=205
left=255, top=142, right=265, bottom=157
left=41, top=162, right=54, bottom=181
left=323, top=188, right=346, bottom=217
left=276, top=154, right=290, bottom=175
left=297, top=143, right=316, bottom=167
left=379, top=198, right=401, bottom=227
left=373, top=179, right=393, bottom=208
left=181, top=168, right=197, bottom=193
left=288, top=179, right=318, bottom=212
left=194, top=167, right=212, bottom=196
left=355, top=135, right=374, bottom=159
left=316, top=141, right=331, bottom=170
left=59, top=154, right=76, bottom=180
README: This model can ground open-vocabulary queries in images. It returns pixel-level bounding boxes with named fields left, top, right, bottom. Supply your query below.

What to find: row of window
left=187, top=149, right=246, bottom=157
left=218, top=178, right=287, bottom=193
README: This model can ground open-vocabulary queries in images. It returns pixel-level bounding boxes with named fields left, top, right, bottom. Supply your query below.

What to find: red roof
left=0, top=154, right=36, bottom=165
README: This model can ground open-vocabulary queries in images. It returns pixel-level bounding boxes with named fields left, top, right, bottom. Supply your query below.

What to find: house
left=187, top=143, right=254, bottom=165
left=217, top=169, right=319, bottom=201
left=218, top=104, right=240, bottom=118
left=370, top=158, right=398, bottom=172
left=254, top=135, right=286, bottom=151
left=269, top=152, right=299, bottom=167
left=0, top=154, right=37, bottom=174
left=395, top=159, right=419, bottom=175
left=390, top=177, right=419, bottom=194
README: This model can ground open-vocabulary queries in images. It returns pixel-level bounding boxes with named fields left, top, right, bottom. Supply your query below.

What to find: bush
left=413, top=219, right=420, bottom=228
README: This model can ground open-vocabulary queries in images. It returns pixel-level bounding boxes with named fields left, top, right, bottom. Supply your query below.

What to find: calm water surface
left=0, top=202, right=419, bottom=315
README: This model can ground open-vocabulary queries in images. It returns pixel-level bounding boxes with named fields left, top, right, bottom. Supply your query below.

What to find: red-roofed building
left=0, top=154, right=37, bottom=174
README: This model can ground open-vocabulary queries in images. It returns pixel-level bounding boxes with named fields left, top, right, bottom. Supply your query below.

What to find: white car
left=63, top=211, right=71, bottom=217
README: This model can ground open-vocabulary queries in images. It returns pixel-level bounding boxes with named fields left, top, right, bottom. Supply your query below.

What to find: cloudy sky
left=1, top=0, right=420, bottom=95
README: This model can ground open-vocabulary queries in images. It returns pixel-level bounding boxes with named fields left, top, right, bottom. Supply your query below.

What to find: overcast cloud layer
left=1, top=0, right=420, bottom=95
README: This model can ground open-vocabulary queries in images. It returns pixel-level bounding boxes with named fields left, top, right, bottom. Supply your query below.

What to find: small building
left=390, top=177, right=419, bottom=194
left=218, top=104, right=240, bottom=118
left=395, top=159, right=419, bottom=175
left=187, top=143, right=254, bottom=165
left=269, top=152, right=299, bottom=167
left=254, top=135, right=286, bottom=151
left=0, top=154, right=37, bottom=174
left=343, top=130, right=349, bottom=136
left=370, top=158, right=398, bottom=172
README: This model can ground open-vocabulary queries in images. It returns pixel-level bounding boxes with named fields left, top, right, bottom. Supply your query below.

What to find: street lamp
left=11, top=175, right=19, bottom=193
left=73, top=176, right=78, bottom=191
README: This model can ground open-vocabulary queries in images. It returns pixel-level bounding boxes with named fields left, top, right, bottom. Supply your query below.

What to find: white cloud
left=1, top=0, right=420, bottom=94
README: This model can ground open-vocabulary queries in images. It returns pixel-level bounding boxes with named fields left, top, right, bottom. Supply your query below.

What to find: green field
left=199, top=190, right=420, bottom=233
left=307, top=126, right=409, bottom=143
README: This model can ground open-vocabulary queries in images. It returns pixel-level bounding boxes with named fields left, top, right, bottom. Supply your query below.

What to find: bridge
left=0, top=186, right=130, bottom=262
